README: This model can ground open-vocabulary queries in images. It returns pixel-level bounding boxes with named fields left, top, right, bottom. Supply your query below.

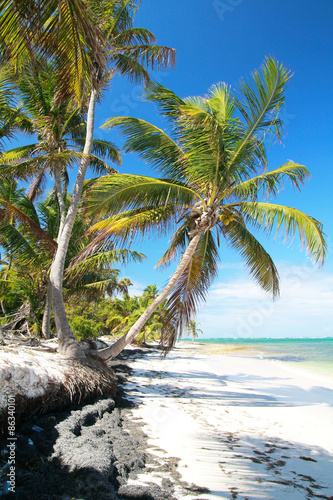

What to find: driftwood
left=1, top=301, right=39, bottom=338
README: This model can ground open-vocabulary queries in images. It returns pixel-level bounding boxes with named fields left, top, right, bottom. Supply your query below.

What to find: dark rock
left=118, top=483, right=176, bottom=500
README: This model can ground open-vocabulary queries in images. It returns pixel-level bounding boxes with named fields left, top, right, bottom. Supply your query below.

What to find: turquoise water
left=195, top=338, right=333, bottom=378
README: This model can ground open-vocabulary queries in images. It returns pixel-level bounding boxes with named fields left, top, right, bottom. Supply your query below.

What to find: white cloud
left=196, top=263, right=333, bottom=339
left=127, top=280, right=146, bottom=297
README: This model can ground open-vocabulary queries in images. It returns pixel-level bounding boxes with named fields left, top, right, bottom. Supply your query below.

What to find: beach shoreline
left=1, top=341, right=332, bottom=499
left=125, top=341, right=333, bottom=499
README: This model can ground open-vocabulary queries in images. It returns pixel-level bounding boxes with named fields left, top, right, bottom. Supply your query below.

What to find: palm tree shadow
left=128, top=366, right=333, bottom=407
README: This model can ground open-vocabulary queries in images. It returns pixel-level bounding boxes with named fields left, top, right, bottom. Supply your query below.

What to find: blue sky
left=8, top=0, right=333, bottom=338
left=92, top=0, right=333, bottom=338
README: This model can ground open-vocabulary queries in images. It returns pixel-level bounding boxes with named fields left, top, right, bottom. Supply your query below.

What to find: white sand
left=125, top=342, right=333, bottom=499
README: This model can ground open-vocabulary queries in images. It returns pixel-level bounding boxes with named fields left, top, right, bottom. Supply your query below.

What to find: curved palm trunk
left=50, top=89, right=97, bottom=358
left=92, top=231, right=202, bottom=362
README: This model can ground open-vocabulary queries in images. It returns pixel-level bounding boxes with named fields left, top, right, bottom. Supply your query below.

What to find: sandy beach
left=124, top=341, right=333, bottom=499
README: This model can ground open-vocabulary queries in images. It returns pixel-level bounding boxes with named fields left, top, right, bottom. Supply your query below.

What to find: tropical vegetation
left=84, top=57, right=326, bottom=361
left=185, top=320, right=203, bottom=342
left=65, top=284, right=170, bottom=345
left=0, top=2, right=326, bottom=365
left=0, top=180, right=143, bottom=338
left=0, top=0, right=175, bottom=357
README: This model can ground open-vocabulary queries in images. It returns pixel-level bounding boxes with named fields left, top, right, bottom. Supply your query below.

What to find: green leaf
left=240, top=201, right=326, bottom=264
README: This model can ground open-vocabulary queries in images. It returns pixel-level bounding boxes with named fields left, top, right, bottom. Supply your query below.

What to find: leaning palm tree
left=85, top=57, right=326, bottom=361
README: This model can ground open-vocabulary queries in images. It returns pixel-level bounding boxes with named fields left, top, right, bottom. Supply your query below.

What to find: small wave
left=266, top=355, right=307, bottom=362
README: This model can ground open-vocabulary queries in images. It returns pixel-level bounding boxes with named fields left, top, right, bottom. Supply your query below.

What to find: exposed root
left=0, top=348, right=117, bottom=439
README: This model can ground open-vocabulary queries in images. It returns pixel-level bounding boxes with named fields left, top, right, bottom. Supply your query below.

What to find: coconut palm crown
left=0, top=61, right=121, bottom=202
left=86, top=57, right=326, bottom=358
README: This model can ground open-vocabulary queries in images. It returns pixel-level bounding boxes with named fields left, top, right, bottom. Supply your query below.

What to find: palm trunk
left=41, top=280, right=52, bottom=339
left=43, top=165, right=69, bottom=341
left=92, top=232, right=202, bottom=362
left=43, top=167, right=69, bottom=341
left=50, top=89, right=97, bottom=358
left=0, top=301, right=6, bottom=315
left=54, top=165, right=67, bottom=239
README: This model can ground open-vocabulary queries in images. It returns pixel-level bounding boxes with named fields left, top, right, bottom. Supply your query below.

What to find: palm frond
left=66, top=249, right=145, bottom=282
left=64, top=280, right=115, bottom=299
left=0, top=198, right=57, bottom=253
left=224, top=219, right=280, bottom=297
left=230, top=162, right=310, bottom=200
left=162, top=230, right=220, bottom=348
left=28, top=171, right=48, bottom=201
left=85, top=154, right=119, bottom=175
left=236, top=56, right=291, bottom=138
left=102, top=117, right=185, bottom=179
left=240, top=202, right=326, bottom=264
left=0, top=0, right=107, bottom=99
left=0, top=221, right=43, bottom=267
left=86, top=174, right=198, bottom=218
left=0, top=144, right=38, bottom=164
left=155, top=221, right=189, bottom=268
left=116, top=45, right=176, bottom=75
left=229, top=57, right=292, bottom=174
left=114, top=27, right=157, bottom=46
left=83, top=204, right=182, bottom=257
left=72, top=137, right=122, bottom=165
left=144, top=82, right=185, bottom=120
left=111, top=53, right=150, bottom=85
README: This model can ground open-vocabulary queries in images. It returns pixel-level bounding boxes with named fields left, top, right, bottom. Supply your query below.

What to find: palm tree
left=46, top=0, right=175, bottom=358
left=85, top=57, right=326, bottom=361
left=0, top=188, right=144, bottom=337
left=0, top=178, right=56, bottom=334
left=0, top=0, right=108, bottom=100
left=105, top=285, right=168, bottom=346
left=1, top=1, right=175, bottom=358
left=116, top=277, right=133, bottom=297
left=0, top=60, right=122, bottom=336
left=185, top=320, right=203, bottom=342
left=0, top=62, right=32, bottom=153
left=0, top=60, right=120, bottom=211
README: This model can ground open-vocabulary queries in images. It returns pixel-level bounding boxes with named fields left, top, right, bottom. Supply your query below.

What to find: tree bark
left=50, top=89, right=97, bottom=358
left=0, top=301, right=6, bottom=315
left=54, top=165, right=67, bottom=239
left=92, top=231, right=202, bottom=362
left=41, top=279, right=52, bottom=339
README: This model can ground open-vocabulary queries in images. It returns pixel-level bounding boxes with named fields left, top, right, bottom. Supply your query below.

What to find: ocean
left=193, top=338, right=333, bottom=379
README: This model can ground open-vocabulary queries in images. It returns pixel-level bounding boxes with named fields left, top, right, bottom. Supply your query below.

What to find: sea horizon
left=181, top=337, right=333, bottom=379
